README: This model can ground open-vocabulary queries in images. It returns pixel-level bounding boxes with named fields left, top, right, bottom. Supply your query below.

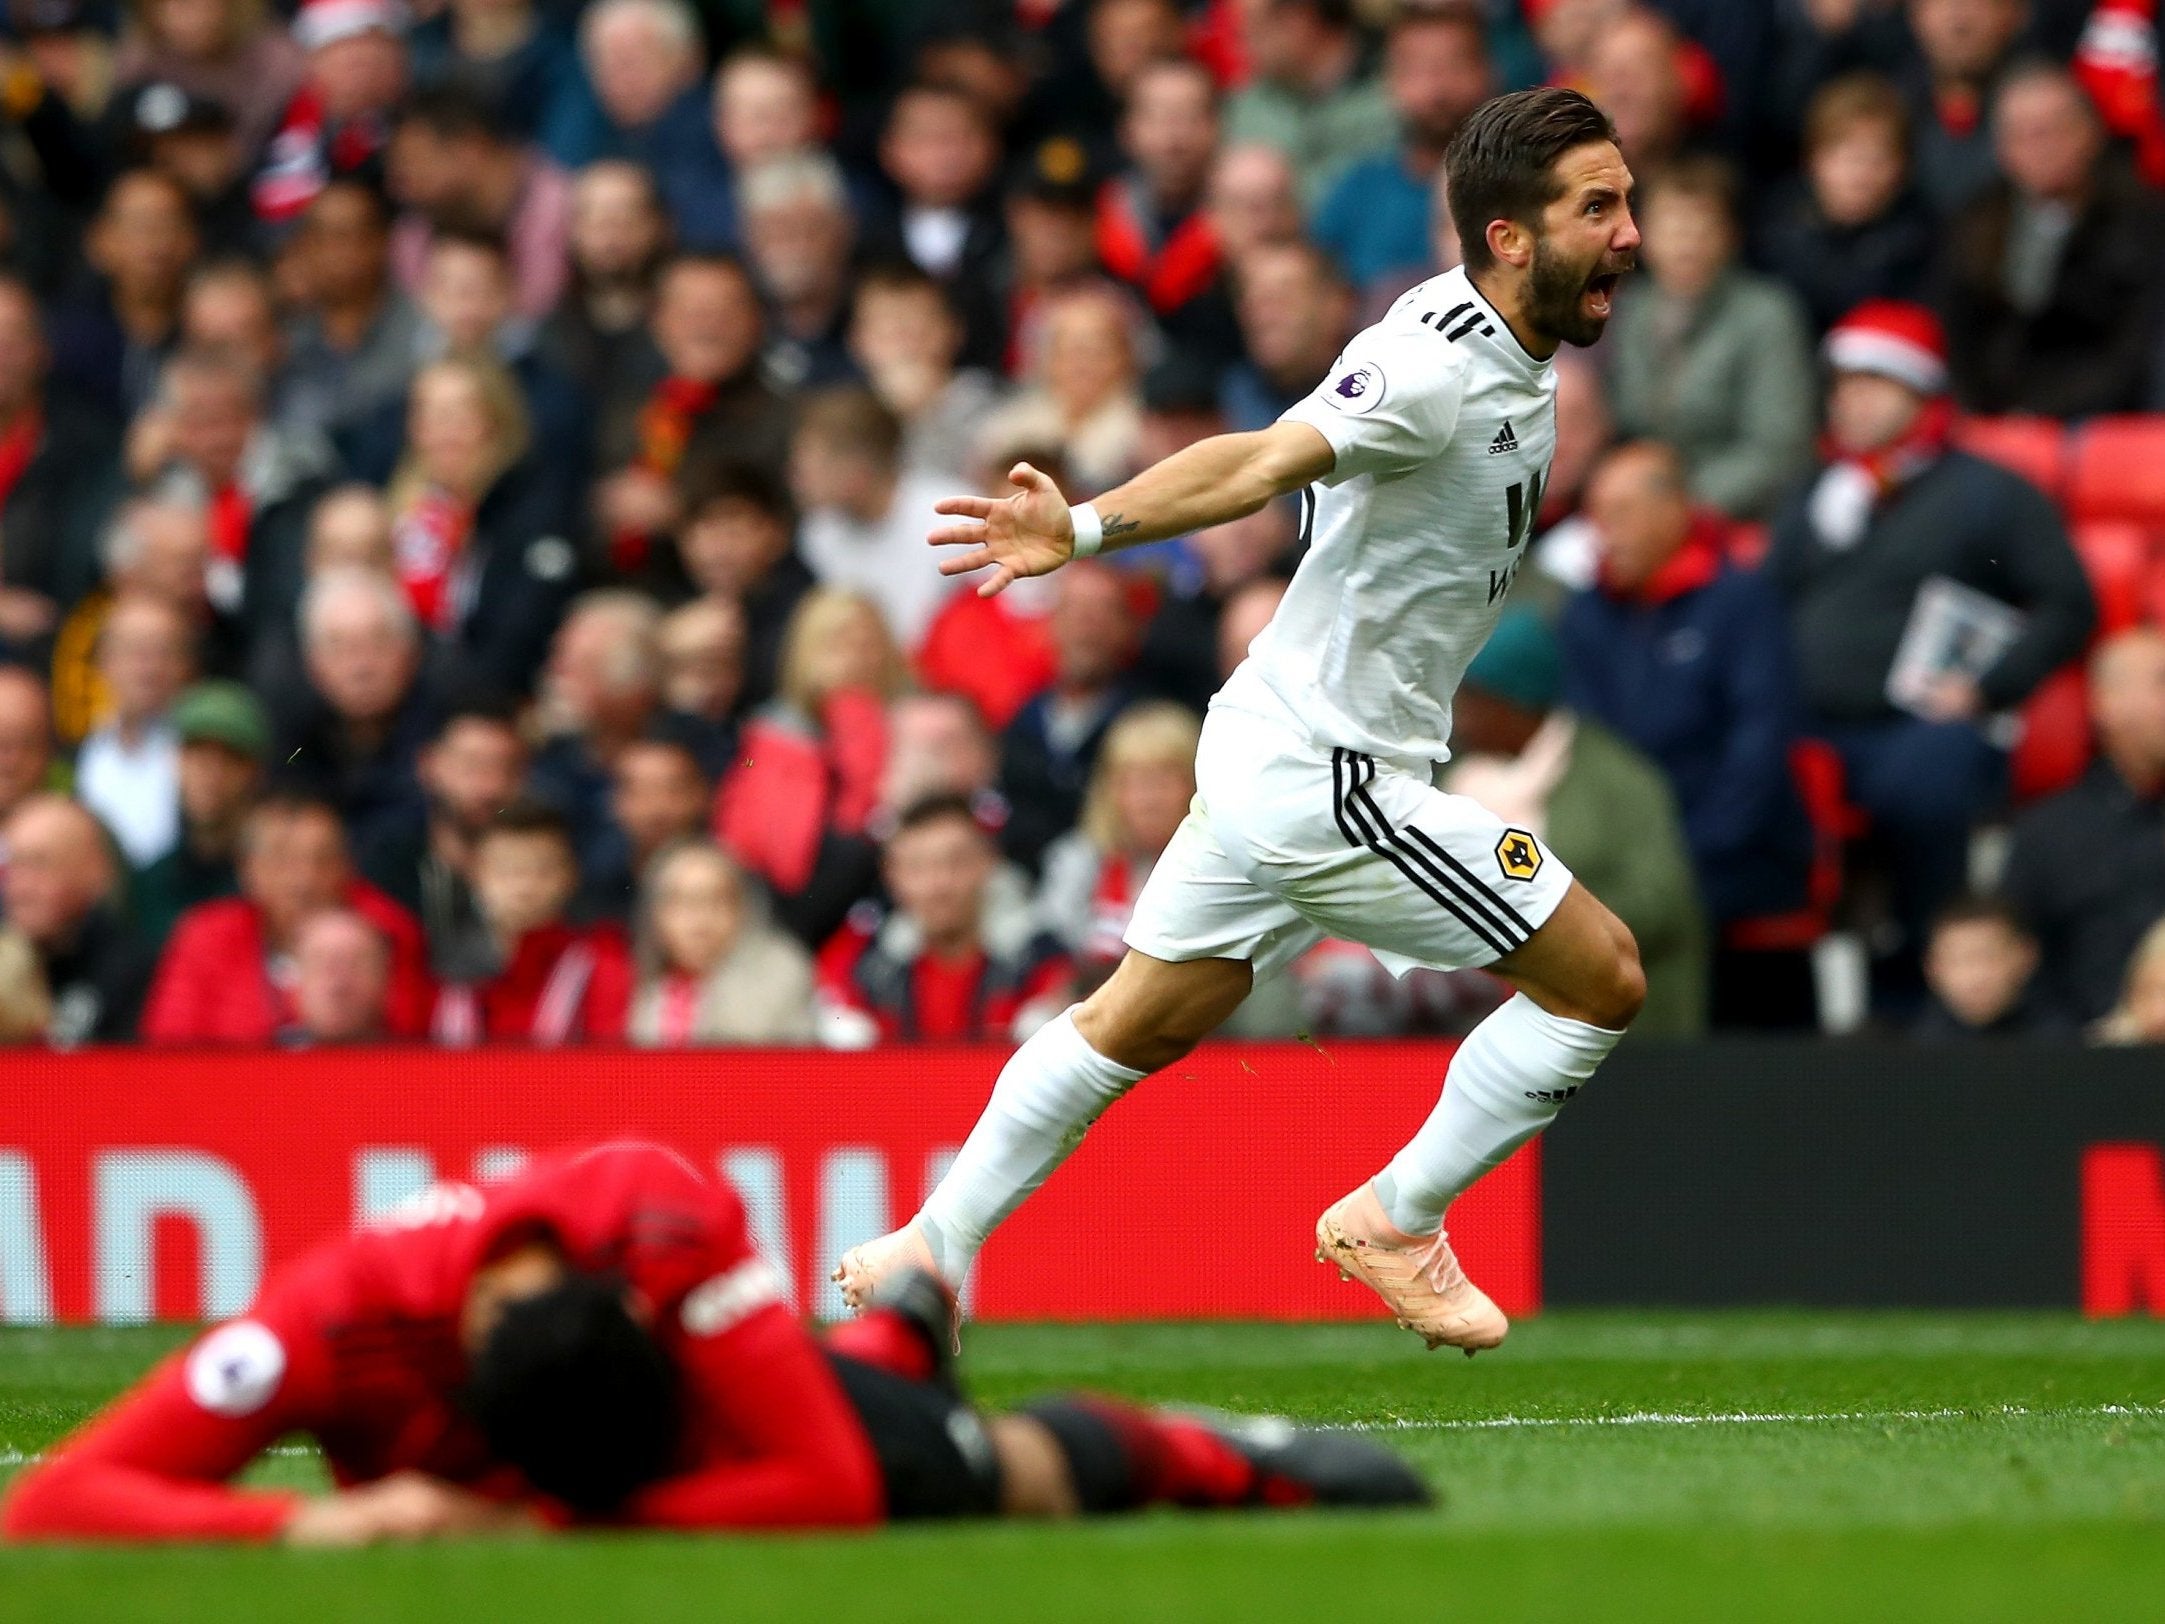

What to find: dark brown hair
left=1444, top=87, right=1618, bottom=273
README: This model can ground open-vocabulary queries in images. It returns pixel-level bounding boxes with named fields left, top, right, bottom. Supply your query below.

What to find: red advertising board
left=0, top=1042, right=1538, bottom=1326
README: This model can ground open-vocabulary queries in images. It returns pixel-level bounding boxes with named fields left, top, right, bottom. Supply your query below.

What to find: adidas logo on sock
left=1488, top=421, right=1518, bottom=455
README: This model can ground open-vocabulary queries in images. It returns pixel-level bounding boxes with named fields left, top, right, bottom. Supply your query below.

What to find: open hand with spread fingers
left=928, top=462, right=1082, bottom=597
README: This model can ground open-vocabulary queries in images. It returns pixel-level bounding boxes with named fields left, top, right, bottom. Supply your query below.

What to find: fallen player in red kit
left=2, top=1142, right=1427, bottom=1542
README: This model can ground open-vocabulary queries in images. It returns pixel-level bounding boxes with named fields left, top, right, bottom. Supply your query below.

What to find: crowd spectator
left=2094, top=916, right=2165, bottom=1046
left=432, top=800, right=631, bottom=1044
left=682, top=48, right=821, bottom=251
left=1223, top=0, right=1394, bottom=209
left=407, top=0, right=589, bottom=167
left=0, top=667, right=57, bottom=839
left=0, top=275, right=118, bottom=654
left=1754, top=73, right=1936, bottom=335
left=1444, top=608, right=1707, bottom=1037
left=1, top=792, right=154, bottom=1044
left=668, top=460, right=812, bottom=710
left=1034, top=700, right=1198, bottom=981
left=128, top=678, right=264, bottom=950
left=593, top=252, right=786, bottom=575
left=250, top=0, right=409, bottom=225
left=715, top=586, right=895, bottom=945
left=999, top=561, right=1142, bottom=875
left=788, top=387, right=957, bottom=648
left=1559, top=441, right=1814, bottom=1026
left=383, top=353, right=576, bottom=699
left=277, top=565, right=430, bottom=855
left=1939, top=61, right=2165, bottom=416
left=880, top=690, right=1006, bottom=822
left=360, top=699, right=527, bottom=980
left=865, top=81, right=1007, bottom=371
left=738, top=150, right=857, bottom=391
left=284, top=906, right=393, bottom=1044
left=1768, top=300, right=2093, bottom=994
left=1914, top=893, right=2062, bottom=1040
left=1902, top=0, right=2032, bottom=216
left=572, top=0, right=712, bottom=218
left=579, top=731, right=708, bottom=922
left=2000, top=627, right=2165, bottom=1027
left=1582, top=5, right=1697, bottom=172
left=1203, top=143, right=1304, bottom=266
left=280, top=178, right=425, bottom=448
left=1220, top=241, right=1354, bottom=432
left=386, top=89, right=573, bottom=320
left=1604, top=156, right=1817, bottom=521
left=51, top=168, right=199, bottom=419
left=1096, top=57, right=1231, bottom=368
left=628, top=838, right=818, bottom=1045
left=75, top=592, right=193, bottom=867
left=981, top=282, right=1144, bottom=498
left=816, top=793, right=1071, bottom=1046
left=115, top=0, right=307, bottom=162
left=847, top=265, right=1005, bottom=482
left=542, top=159, right=668, bottom=402
left=529, top=589, right=661, bottom=877
left=141, top=790, right=428, bottom=1043
left=653, top=595, right=743, bottom=778
left=1313, top=4, right=1492, bottom=298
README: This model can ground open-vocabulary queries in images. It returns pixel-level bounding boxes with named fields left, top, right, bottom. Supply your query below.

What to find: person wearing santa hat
left=1764, top=298, right=2094, bottom=1007
left=251, top=0, right=411, bottom=225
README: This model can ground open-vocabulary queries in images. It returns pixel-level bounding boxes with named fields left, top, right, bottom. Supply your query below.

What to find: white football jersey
left=1229, top=264, right=1559, bottom=766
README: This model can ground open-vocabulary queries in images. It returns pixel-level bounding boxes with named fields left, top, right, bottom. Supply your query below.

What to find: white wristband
left=1068, top=502, right=1104, bottom=558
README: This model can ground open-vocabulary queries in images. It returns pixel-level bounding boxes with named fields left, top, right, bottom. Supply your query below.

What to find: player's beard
left=1526, top=235, right=1629, bottom=349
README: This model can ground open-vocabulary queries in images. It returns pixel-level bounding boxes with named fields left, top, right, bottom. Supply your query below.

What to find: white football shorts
left=1124, top=689, right=1575, bottom=980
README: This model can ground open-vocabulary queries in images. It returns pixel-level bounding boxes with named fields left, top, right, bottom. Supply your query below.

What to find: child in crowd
left=629, top=840, right=819, bottom=1046
left=434, top=801, right=633, bottom=1045
left=1914, top=895, right=2064, bottom=1041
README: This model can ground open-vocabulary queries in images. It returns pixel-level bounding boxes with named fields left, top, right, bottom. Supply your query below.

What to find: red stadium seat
left=2065, top=416, right=2165, bottom=526
left=2068, top=520, right=2154, bottom=635
left=1952, top=415, right=2068, bottom=499
left=2009, top=664, right=2093, bottom=805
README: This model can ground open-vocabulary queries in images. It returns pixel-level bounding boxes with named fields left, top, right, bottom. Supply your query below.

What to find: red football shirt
left=2, top=1145, right=881, bottom=1541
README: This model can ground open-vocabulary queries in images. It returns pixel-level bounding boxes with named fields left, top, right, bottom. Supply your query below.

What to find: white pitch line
left=1338, top=1402, right=2165, bottom=1433
left=2, top=1407, right=2157, bottom=1469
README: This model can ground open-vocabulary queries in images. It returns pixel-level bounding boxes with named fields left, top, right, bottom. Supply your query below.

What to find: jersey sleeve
left=616, top=1258, right=883, bottom=1531
left=1, top=1276, right=332, bottom=1542
left=1278, top=327, right=1467, bottom=486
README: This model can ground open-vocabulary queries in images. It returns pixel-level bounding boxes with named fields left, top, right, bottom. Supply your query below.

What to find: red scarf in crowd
left=1095, top=179, right=1221, bottom=315
left=252, top=85, right=391, bottom=223
left=1600, top=512, right=1727, bottom=604
left=392, top=487, right=474, bottom=632
left=1808, top=394, right=1956, bottom=550
left=0, top=408, right=40, bottom=513
left=613, top=375, right=720, bottom=571
left=2076, top=0, right=2165, bottom=185
left=204, top=483, right=252, bottom=614
left=655, top=970, right=702, bottom=1046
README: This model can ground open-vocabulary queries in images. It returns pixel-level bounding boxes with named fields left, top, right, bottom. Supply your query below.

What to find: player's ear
left=1487, top=216, right=1534, bottom=272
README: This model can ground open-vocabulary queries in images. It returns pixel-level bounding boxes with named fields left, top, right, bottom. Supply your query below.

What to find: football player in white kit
left=837, top=88, right=1645, bottom=1353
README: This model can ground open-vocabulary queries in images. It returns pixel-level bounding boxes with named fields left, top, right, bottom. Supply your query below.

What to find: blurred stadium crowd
left=0, top=0, right=2162, bottom=1048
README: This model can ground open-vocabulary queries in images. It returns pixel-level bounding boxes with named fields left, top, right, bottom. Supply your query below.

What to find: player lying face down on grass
left=1, top=1143, right=1425, bottom=1544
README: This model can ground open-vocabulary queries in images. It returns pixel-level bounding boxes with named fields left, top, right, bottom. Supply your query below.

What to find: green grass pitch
left=2, top=1313, right=2163, bottom=1622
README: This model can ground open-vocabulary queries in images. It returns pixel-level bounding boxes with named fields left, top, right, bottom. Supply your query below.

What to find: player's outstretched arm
left=930, top=422, right=1336, bottom=597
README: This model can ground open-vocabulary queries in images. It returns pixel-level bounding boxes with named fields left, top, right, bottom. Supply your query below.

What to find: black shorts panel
left=824, top=1352, right=1002, bottom=1520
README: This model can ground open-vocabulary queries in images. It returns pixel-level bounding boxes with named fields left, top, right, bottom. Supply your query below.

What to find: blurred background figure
left=74, top=593, right=194, bottom=868
left=628, top=839, right=819, bottom=1046
left=1, top=792, right=153, bottom=1044
left=2093, top=916, right=2165, bottom=1046
left=1914, top=893, right=2061, bottom=1040
left=283, top=906, right=392, bottom=1045
left=128, top=678, right=265, bottom=951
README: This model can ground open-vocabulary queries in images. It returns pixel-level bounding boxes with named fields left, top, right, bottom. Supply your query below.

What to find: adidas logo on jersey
left=1487, top=421, right=1518, bottom=455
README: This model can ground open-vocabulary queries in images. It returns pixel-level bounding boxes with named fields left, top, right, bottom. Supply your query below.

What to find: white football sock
left=917, top=1010, right=1146, bottom=1284
left=1372, top=992, right=1622, bottom=1236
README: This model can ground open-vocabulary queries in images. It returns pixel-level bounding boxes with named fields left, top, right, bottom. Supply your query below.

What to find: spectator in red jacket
left=432, top=800, right=632, bottom=1045
left=285, top=908, right=394, bottom=1046
left=818, top=794, right=1071, bottom=1046
left=142, top=791, right=431, bottom=1044
left=716, top=587, right=897, bottom=947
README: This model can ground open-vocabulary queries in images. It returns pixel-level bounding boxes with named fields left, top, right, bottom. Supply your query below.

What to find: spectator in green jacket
left=1443, top=609, right=1708, bottom=1038
left=1605, top=154, right=1817, bottom=521
left=126, top=680, right=266, bottom=953
left=1223, top=0, right=1395, bottom=209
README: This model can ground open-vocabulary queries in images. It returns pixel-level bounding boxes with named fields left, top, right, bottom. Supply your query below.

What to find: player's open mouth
left=1584, top=273, right=1620, bottom=317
